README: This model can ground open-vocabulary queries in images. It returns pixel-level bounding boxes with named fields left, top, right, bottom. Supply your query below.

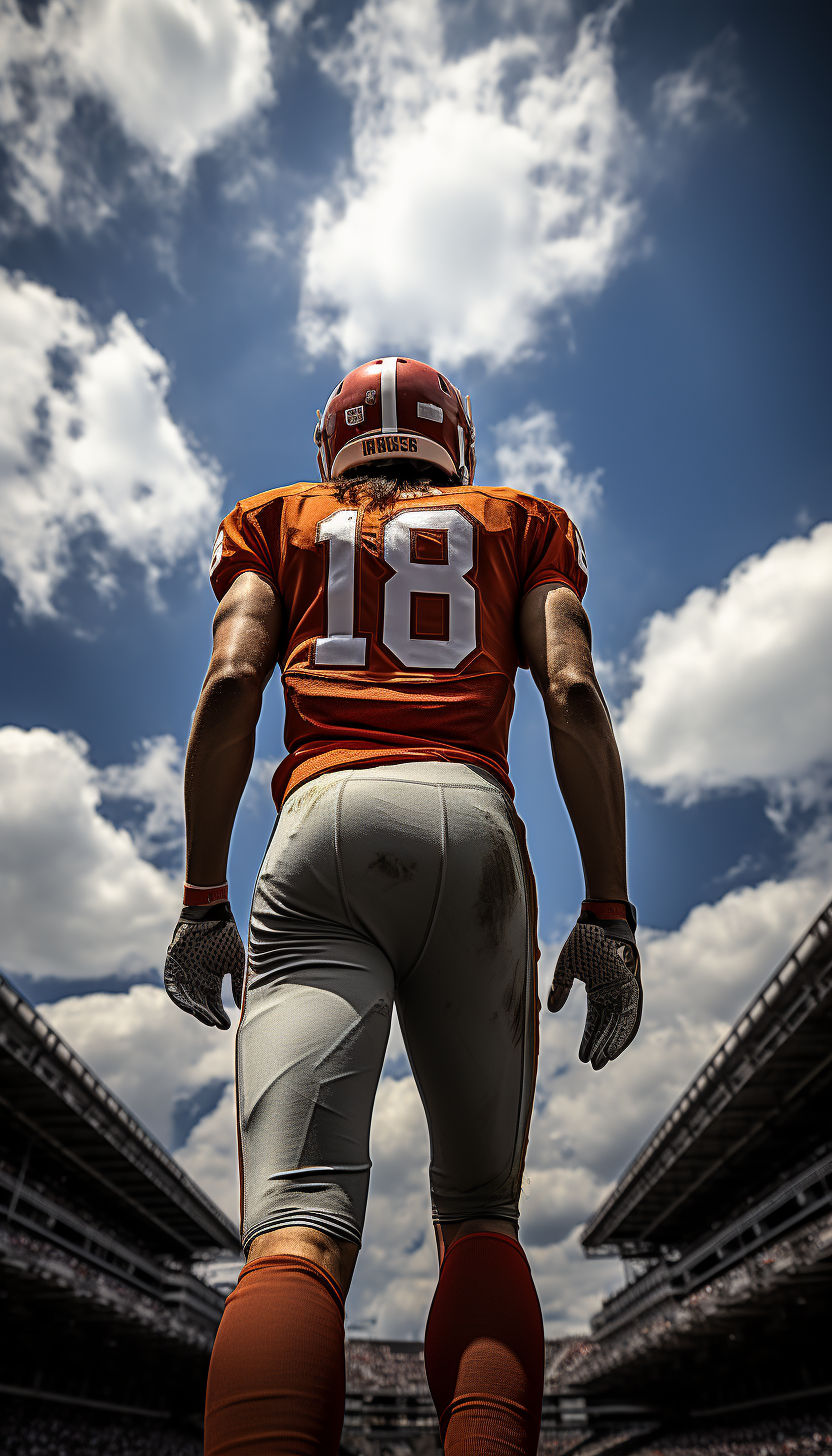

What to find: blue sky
left=1, top=0, right=830, bottom=1334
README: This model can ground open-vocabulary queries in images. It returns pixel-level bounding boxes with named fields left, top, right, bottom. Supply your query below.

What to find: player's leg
left=423, top=1231, right=543, bottom=1456
left=204, top=1254, right=346, bottom=1456
left=393, top=767, right=544, bottom=1456
left=247, top=1224, right=359, bottom=1292
left=204, top=775, right=396, bottom=1456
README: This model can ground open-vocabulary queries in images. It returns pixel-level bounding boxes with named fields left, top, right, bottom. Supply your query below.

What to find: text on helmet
left=362, top=435, right=419, bottom=456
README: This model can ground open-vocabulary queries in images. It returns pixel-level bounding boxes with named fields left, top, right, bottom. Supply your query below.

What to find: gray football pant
left=238, top=761, right=538, bottom=1251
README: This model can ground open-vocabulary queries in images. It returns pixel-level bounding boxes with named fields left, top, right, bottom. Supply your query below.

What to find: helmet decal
left=417, top=401, right=443, bottom=423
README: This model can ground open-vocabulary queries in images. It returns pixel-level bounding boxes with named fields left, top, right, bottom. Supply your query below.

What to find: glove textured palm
left=548, top=908, right=642, bottom=1071
left=164, top=901, right=245, bottom=1030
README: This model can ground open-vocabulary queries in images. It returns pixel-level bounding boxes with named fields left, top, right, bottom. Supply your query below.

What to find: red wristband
left=582, top=899, right=629, bottom=920
left=183, top=882, right=229, bottom=906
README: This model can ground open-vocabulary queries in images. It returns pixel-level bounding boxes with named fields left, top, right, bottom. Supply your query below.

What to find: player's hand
left=547, top=902, right=642, bottom=1071
left=164, top=901, right=245, bottom=1030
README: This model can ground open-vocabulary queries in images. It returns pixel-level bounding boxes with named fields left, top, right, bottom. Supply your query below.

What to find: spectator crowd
left=0, top=1406, right=201, bottom=1456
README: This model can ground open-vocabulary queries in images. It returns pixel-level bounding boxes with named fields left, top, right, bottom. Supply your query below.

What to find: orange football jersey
left=210, top=482, right=588, bottom=808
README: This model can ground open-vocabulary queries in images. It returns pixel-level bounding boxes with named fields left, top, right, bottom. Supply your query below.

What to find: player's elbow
left=542, top=666, right=602, bottom=734
left=200, top=659, right=264, bottom=718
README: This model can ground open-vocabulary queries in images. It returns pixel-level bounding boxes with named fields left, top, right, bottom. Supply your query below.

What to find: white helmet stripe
left=380, top=356, right=398, bottom=432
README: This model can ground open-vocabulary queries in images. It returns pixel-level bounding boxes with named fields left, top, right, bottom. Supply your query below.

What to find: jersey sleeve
left=209, top=498, right=280, bottom=602
left=519, top=500, right=588, bottom=601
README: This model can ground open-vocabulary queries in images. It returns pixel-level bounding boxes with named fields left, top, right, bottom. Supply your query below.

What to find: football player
left=165, top=357, right=641, bottom=1456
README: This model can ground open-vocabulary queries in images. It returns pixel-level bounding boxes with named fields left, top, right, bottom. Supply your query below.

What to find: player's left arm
left=520, top=581, right=642, bottom=1070
left=164, top=572, right=281, bottom=1030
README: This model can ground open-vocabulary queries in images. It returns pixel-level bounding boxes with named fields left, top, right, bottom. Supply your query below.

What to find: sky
left=1, top=0, right=830, bottom=1337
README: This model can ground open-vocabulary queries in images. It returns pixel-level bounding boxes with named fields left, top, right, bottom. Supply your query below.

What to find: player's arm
left=185, top=571, right=282, bottom=886
left=519, top=583, right=641, bottom=1070
left=164, top=572, right=282, bottom=1030
left=520, top=582, right=625, bottom=900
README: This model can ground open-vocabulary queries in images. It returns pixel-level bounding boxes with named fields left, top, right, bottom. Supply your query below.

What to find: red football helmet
left=314, top=356, right=476, bottom=486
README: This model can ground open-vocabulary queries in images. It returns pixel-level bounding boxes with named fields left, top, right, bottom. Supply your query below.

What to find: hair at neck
left=333, top=464, right=458, bottom=506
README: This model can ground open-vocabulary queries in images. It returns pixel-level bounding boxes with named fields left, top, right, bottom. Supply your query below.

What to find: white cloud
left=0, top=3, right=85, bottom=230
left=493, top=408, right=602, bottom=521
left=652, top=29, right=745, bottom=134
left=41, top=984, right=239, bottom=1217
left=616, top=524, right=832, bottom=805
left=0, top=0, right=273, bottom=226
left=99, top=734, right=185, bottom=860
left=346, top=1070, right=436, bottom=1337
left=0, top=269, right=223, bottom=618
left=70, top=0, right=273, bottom=178
left=487, top=0, right=572, bottom=24
left=43, top=984, right=234, bottom=1147
left=0, top=726, right=181, bottom=981
left=272, top=0, right=316, bottom=36
left=248, top=222, right=283, bottom=257
left=176, top=1082, right=239, bottom=1218
left=298, top=0, right=641, bottom=369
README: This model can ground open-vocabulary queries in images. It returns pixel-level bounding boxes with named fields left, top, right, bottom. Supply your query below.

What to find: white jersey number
left=314, top=507, right=478, bottom=670
left=314, top=510, right=368, bottom=666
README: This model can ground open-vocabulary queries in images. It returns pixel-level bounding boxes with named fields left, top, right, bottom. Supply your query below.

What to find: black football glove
left=548, top=902, right=642, bottom=1071
left=164, top=901, right=245, bottom=1030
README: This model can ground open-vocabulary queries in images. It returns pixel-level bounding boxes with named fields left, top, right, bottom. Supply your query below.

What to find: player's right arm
left=519, top=583, right=642, bottom=1070
left=164, top=571, right=281, bottom=1030
left=185, top=571, right=282, bottom=889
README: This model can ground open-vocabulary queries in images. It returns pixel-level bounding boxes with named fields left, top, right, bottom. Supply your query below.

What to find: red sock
left=424, top=1233, right=544, bottom=1456
left=204, top=1255, right=345, bottom=1455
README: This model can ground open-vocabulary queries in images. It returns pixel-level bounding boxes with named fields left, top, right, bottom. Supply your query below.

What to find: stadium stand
left=342, top=1341, right=437, bottom=1454
left=0, top=1400, right=202, bottom=1455
left=560, top=895, right=832, bottom=1423
left=629, top=1408, right=832, bottom=1454
left=0, top=972, right=240, bottom=1427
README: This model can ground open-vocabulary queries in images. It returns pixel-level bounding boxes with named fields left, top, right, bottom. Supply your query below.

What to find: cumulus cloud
left=43, top=984, right=234, bottom=1149
left=652, top=28, right=745, bottom=134
left=494, top=408, right=603, bottom=521
left=346, top=1070, right=436, bottom=1337
left=0, top=0, right=273, bottom=227
left=0, top=269, right=223, bottom=618
left=616, top=524, right=832, bottom=806
left=0, top=725, right=181, bottom=981
left=176, top=1082, right=239, bottom=1218
left=298, top=0, right=641, bottom=368
left=98, top=734, right=185, bottom=861
left=41, top=984, right=239, bottom=1218
left=272, top=0, right=316, bottom=35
